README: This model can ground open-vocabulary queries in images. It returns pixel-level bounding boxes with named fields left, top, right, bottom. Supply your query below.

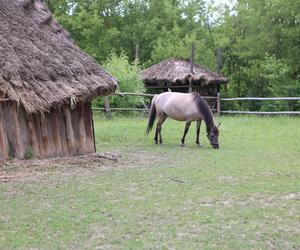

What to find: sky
left=205, top=0, right=238, bottom=22
left=211, top=0, right=237, bottom=9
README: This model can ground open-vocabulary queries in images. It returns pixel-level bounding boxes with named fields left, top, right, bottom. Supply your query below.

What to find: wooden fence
left=92, top=92, right=300, bottom=116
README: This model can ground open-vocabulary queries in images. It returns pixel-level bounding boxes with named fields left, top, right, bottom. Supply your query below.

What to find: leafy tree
left=45, top=0, right=300, bottom=112
left=93, top=52, right=145, bottom=108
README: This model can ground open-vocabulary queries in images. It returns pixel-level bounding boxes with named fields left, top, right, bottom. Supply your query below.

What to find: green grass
left=1, top=115, right=300, bottom=249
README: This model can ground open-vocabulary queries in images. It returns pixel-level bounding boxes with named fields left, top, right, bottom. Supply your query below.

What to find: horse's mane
left=192, top=92, right=214, bottom=134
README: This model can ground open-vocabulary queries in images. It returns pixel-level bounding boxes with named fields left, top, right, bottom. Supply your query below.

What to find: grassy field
left=0, top=115, right=300, bottom=249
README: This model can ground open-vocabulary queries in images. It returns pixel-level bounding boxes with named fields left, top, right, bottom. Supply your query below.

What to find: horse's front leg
left=196, top=120, right=202, bottom=147
left=181, top=121, right=191, bottom=146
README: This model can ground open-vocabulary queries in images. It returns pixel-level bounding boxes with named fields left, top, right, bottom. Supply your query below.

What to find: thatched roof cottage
left=0, top=0, right=117, bottom=160
left=142, top=58, right=228, bottom=95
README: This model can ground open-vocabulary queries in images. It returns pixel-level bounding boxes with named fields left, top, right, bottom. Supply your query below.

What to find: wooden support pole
left=26, top=114, right=40, bottom=158
left=63, top=106, right=75, bottom=155
left=40, top=115, right=51, bottom=157
left=216, top=48, right=222, bottom=74
left=0, top=105, right=8, bottom=160
left=78, top=103, right=87, bottom=154
left=216, top=48, right=222, bottom=116
left=51, top=112, right=63, bottom=157
left=104, top=96, right=111, bottom=118
left=11, top=103, right=25, bottom=158
left=89, top=102, right=96, bottom=153
left=57, top=109, right=69, bottom=156
left=216, top=92, right=221, bottom=116
left=135, top=44, right=140, bottom=64
left=189, top=43, right=195, bottom=93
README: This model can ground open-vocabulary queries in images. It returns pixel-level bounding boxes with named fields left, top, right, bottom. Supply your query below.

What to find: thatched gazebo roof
left=0, top=0, right=117, bottom=113
left=142, top=58, right=229, bottom=87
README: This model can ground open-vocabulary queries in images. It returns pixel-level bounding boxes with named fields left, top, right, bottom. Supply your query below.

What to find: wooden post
left=216, top=48, right=222, bottom=116
left=189, top=43, right=195, bottom=93
left=84, top=102, right=96, bottom=153
left=78, top=103, right=87, bottom=154
left=63, top=106, right=75, bottom=155
left=26, top=114, right=40, bottom=158
left=217, top=92, right=221, bottom=116
left=135, top=44, right=140, bottom=64
left=11, top=103, right=25, bottom=158
left=216, top=48, right=222, bottom=74
left=104, top=96, right=111, bottom=118
left=0, top=104, right=8, bottom=160
left=40, top=115, right=51, bottom=157
left=89, top=102, right=96, bottom=153
left=51, top=112, right=63, bottom=157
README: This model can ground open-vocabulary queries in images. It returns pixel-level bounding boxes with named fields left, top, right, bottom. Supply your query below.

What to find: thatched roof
left=0, top=0, right=117, bottom=113
left=142, top=58, right=229, bottom=86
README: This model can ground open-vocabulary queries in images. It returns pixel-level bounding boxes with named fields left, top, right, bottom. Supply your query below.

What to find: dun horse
left=146, top=92, right=220, bottom=149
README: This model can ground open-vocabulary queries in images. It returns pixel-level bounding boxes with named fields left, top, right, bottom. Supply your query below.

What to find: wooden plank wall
left=0, top=102, right=95, bottom=161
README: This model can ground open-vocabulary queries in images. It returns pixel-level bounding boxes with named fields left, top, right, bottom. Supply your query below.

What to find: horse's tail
left=146, top=97, right=157, bottom=135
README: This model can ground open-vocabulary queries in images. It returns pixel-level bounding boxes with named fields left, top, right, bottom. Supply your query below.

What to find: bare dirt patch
left=0, top=151, right=167, bottom=182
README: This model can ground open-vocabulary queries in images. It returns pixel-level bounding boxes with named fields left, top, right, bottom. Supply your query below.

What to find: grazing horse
left=146, top=92, right=220, bottom=149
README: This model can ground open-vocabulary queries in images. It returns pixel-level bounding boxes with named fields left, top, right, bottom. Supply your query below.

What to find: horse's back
left=154, top=92, right=202, bottom=121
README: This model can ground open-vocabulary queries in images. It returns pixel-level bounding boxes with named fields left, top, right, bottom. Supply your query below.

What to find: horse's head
left=207, top=123, right=220, bottom=149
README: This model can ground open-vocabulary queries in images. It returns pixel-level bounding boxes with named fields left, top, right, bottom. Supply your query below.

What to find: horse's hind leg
left=196, top=120, right=202, bottom=147
left=181, top=121, right=191, bottom=146
left=154, top=113, right=167, bottom=144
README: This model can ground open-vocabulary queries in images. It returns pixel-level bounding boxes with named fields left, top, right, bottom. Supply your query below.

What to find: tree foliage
left=93, top=52, right=144, bottom=108
left=46, top=0, right=300, bottom=110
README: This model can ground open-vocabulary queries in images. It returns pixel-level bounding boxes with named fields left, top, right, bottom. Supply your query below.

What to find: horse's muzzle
left=212, top=144, right=219, bottom=149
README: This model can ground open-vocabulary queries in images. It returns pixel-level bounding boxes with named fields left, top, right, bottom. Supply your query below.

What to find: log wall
left=0, top=102, right=95, bottom=161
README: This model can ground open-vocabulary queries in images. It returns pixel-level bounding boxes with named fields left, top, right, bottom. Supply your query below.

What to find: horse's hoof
left=154, top=141, right=158, bottom=145
left=196, top=143, right=202, bottom=147
left=181, top=143, right=185, bottom=147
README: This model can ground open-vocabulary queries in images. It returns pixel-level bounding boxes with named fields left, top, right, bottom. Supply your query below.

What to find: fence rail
left=93, top=107, right=150, bottom=112
left=114, top=92, right=217, bottom=99
left=115, top=92, right=155, bottom=97
left=221, top=111, right=300, bottom=115
left=221, top=97, right=300, bottom=101
left=94, top=92, right=300, bottom=116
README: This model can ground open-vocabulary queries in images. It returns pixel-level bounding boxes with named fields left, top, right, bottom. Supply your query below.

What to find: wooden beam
left=0, top=104, right=8, bottom=160
left=104, top=96, right=111, bottom=118
left=115, top=92, right=155, bottom=97
left=63, top=106, right=75, bottom=155
left=11, top=103, right=25, bottom=158
left=189, top=43, right=195, bottom=93
left=135, top=44, right=140, bottom=64
left=78, top=103, right=87, bottom=154
left=216, top=92, right=221, bottom=116
left=26, top=114, right=40, bottom=158
left=222, top=97, right=300, bottom=101
left=216, top=47, right=222, bottom=74
left=51, top=112, right=63, bottom=157
left=221, top=111, right=300, bottom=115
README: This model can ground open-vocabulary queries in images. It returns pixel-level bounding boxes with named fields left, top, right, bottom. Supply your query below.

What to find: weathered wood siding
left=0, top=102, right=95, bottom=160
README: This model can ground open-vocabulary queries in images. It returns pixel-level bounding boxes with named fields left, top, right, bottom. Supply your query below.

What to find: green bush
left=93, top=52, right=145, bottom=109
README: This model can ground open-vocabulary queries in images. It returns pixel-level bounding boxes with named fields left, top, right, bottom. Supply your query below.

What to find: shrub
left=93, top=52, right=145, bottom=109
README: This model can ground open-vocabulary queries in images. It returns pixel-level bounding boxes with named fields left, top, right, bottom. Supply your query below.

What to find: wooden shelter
left=142, top=58, right=228, bottom=96
left=0, top=0, right=117, bottom=160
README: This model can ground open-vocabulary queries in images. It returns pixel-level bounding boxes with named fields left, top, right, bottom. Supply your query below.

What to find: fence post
left=217, top=92, right=221, bottom=116
left=189, top=43, right=195, bottom=93
left=104, top=96, right=111, bottom=118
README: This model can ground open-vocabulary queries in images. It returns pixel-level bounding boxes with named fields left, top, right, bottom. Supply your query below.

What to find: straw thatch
left=0, top=0, right=117, bottom=114
left=142, top=58, right=228, bottom=86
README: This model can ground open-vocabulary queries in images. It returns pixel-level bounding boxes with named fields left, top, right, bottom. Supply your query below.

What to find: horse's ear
left=217, top=122, right=221, bottom=128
